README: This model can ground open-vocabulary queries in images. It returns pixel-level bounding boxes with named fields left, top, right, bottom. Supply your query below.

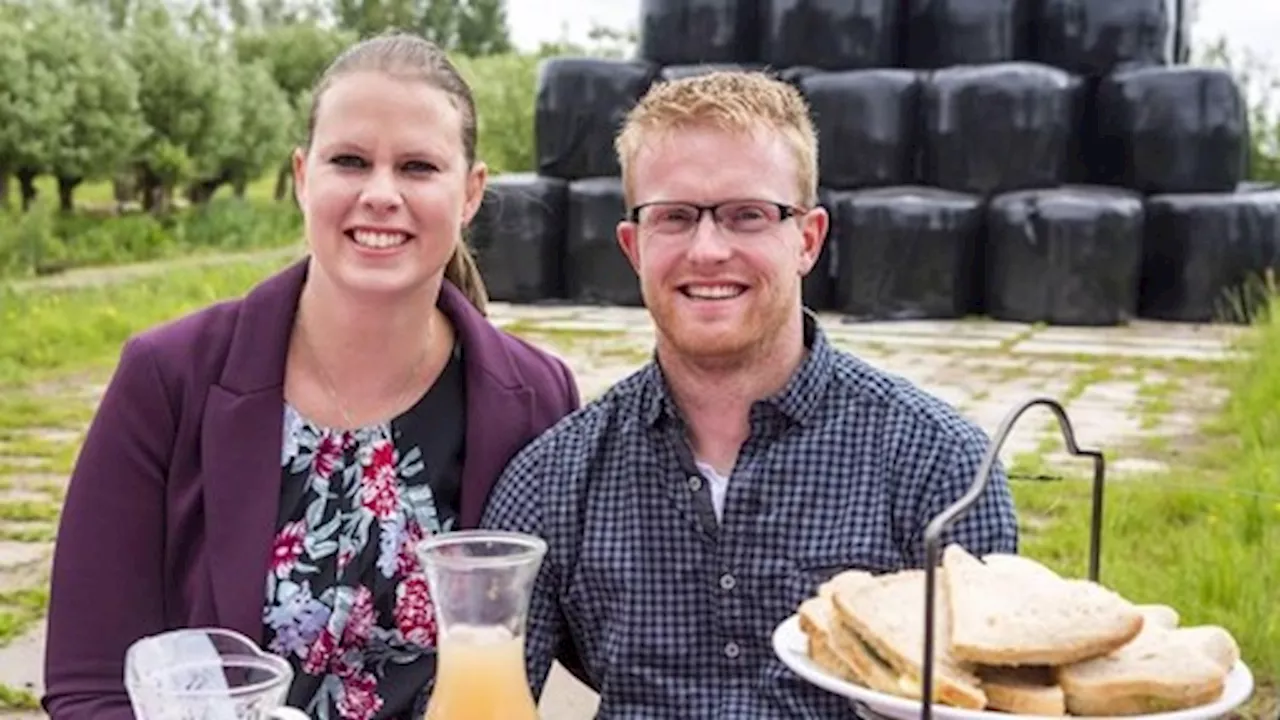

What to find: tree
left=40, top=3, right=145, bottom=212
left=0, top=20, right=29, bottom=210
left=125, top=2, right=239, bottom=211
left=188, top=58, right=294, bottom=201
left=329, top=0, right=511, bottom=55
left=234, top=22, right=356, bottom=199
left=455, top=0, right=510, bottom=56
left=0, top=4, right=76, bottom=211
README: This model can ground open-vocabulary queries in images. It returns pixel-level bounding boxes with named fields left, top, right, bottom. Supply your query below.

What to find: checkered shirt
left=479, top=314, right=1019, bottom=718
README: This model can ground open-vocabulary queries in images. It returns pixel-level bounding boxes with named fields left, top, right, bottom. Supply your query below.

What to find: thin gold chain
left=297, top=320, right=431, bottom=430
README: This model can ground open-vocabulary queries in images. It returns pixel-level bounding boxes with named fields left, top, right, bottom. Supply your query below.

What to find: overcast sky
left=504, top=0, right=1280, bottom=66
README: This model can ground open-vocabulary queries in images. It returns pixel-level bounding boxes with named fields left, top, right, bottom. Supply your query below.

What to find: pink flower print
left=360, top=439, right=400, bottom=519
left=269, top=521, right=306, bottom=577
left=336, top=670, right=382, bottom=720
left=342, top=586, right=375, bottom=648
left=313, top=432, right=344, bottom=480
left=394, top=575, right=438, bottom=649
left=301, top=625, right=339, bottom=676
left=337, top=547, right=355, bottom=574
left=396, top=522, right=426, bottom=577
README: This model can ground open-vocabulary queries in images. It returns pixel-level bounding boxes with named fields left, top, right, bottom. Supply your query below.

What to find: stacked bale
left=986, top=186, right=1147, bottom=326
left=469, top=174, right=568, bottom=303
left=1140, top=190, right=1280, bottom=323
left=828, top=186, right=985, bottom=320
left=902, top=0, right=1034, bottom=69
left=468, top=56, right=657, bottom=306
left=495, top=0, right=1273, bottom=327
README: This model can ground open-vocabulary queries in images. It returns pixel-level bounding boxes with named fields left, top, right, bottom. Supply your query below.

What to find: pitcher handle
left=272, top=709, right=310, bottom=719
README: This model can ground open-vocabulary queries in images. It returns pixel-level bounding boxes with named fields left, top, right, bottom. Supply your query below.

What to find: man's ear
left=798, top=205, right=830, bottom=276
left=617, top=220, right=641, bottom=274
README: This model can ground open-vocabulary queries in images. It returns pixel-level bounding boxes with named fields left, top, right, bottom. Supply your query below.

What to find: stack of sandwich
left=797, top=544, right=1242, bottom=716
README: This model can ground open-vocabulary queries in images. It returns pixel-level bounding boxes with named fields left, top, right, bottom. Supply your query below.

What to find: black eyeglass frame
left=625, top=200, right=809, bottom=226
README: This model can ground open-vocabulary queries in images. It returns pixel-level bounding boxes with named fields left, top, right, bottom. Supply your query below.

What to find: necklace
left=297, top=320, right=432, bottom=430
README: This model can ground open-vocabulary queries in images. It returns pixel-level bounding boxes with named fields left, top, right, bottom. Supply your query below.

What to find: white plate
left=772, top=614, right=1255, bottom=720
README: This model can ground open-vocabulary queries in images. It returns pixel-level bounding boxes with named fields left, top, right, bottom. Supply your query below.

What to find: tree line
left=0, top=0, right=519, bottom=214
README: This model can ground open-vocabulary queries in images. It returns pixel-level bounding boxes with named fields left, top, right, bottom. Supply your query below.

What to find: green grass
left=0, top=254, right=295, bottom=387
left=1009, top=305, right=1280, bottom=719
left=0, top=682, right=39, bottom=710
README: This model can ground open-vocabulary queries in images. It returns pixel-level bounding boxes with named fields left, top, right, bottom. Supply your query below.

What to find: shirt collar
left=641, top=310, right=835, bottom=429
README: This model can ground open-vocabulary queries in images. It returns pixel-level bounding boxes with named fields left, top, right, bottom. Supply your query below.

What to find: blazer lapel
left=202, top=259, right=307, bottom=643
left=439, top=284, right=535, bottom=528
left=202, top=385, right=288, bottom=643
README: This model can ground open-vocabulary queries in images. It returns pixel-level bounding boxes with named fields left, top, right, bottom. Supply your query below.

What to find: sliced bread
left=798, top=595, right=860, bottom=683
left=1057, top=611, right=1240, bottom=716
left=979, top=665, right=1067, bottom=716
left=943, top=544, right=1145, bottom=665
left=831, top=568, right=987, bottom=710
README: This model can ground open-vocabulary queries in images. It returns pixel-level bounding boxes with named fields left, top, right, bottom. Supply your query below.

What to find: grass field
left=0, top=254, right=1276, bottom=716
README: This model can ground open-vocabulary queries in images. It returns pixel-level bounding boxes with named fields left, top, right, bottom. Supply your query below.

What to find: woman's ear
left=291, top=147, right=308, bottom=208
left=463, top=161, right=489, bottom=226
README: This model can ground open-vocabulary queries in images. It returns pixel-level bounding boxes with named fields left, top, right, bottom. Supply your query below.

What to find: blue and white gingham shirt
left=480, top=313, right=1019, bottom=718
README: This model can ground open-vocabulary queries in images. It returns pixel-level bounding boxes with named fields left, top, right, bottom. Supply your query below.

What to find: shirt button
left=688, top=475, right=703, bottom=491
left=724, top=642, right=740, bottom=659
left=719, top=573, right=736, bottom=591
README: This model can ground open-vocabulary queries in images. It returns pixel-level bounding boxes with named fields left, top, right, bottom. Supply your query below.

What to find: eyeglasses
left=627, top=200, right=806, bottom=236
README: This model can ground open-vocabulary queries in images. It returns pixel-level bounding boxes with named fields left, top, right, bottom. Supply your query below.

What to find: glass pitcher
left=416, top=529, right=547, bottom=720
left=124, top=627, right=308, bottom=720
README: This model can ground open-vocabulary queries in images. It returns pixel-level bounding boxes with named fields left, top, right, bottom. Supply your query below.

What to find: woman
left=42, top=32, right=580, bottom=720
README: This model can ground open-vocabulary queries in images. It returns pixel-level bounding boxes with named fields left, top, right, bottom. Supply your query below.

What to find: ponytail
left=443, top=242, right=489, bottom=316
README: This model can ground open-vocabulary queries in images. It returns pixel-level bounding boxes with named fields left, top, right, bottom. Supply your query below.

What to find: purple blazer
left=42, top=259, right=580, bottom=719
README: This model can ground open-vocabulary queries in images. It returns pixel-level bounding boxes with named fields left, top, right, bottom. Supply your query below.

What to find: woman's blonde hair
left=304, top=31, right=490, bottom=314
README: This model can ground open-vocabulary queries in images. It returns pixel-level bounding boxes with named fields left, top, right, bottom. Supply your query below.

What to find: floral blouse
left=262, top=348, right=465, bottom=720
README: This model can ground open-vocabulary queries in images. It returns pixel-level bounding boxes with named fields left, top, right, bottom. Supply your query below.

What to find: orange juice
left=424, top=624, right=539, bottom=720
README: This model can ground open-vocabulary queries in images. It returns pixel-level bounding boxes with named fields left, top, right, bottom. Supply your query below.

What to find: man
left=479, top=71, right=1019, bottom=717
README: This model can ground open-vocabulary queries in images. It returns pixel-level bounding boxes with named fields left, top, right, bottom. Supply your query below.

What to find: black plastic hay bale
left=777, top=66, right=823, bottom=91
left=760, top=0, right=901, bottom=70
left=903, top=0, right=1034, bottom=69
left=987, top=186, right=1145, bottom=326
left=468, top=173, right=567, bottom=303
left=535, top=58, right=659, bottom=181
left=1095, top=66, right=1247, bottom=194
left=638, top=0, right=760, bottom=65
left=1063, top=74, right=1113, bottom=185
left=828, top=186, right=983, bottom=320
left=802, top=188, right=839, bottom=311
left=800, top=69, right=920, bottom=190
left=1036, top=0, right=1173, bottom=75
left=565, top=177, right=642, bottom=306
left=658, top=63, right=769, bottom=82
left=1140, top=190, right=1280, bottom=324
left=921, top=62, right=1075, bottom=196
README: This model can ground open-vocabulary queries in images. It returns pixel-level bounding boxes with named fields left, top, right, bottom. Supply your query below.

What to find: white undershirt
left=694, top=460, right=730, bottom=522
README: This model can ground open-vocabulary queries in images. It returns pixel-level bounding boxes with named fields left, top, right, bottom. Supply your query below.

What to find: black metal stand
left=1173, top=0, right=1186, bottom=64
left=918, top=397, right=1107, bottom=720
